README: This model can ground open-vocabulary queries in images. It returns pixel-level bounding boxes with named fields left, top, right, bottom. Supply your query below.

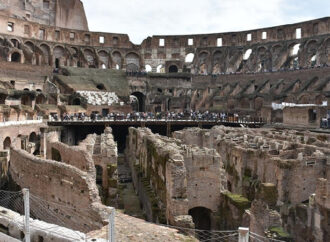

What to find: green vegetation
left=269, top=227, right=292, bottom=240
left=224, top=192, right=251, bottom=210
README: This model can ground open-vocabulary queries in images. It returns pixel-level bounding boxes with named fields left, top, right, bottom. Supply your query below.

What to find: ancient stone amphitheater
left=0, top=0, right=329, bottom=241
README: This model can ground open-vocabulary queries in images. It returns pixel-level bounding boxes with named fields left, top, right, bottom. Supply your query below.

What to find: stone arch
left=84, top=49, right=96, bottom=68
left=145, top=64, right=152, bottom=72
left=289, top=42, right=300, bottom=56
left=255, top=97, right=264, bottom=111
left=131, top=92, right=145, bottom=112
left=315, top=94, right=326, bottom=105
left=199, top=63, right=207, bottom=74
left=21, top=94, right=32, bottom=106
left=51, top=148, right=61, bottom=162
left=125, top=52, right=140, bottom=72
left=36, top=94, right=46, bottom=104
left=272, top=44, right=283, bottom=54
left=10, top=52, right=21, bottom=63
left=284, top=95, right=296, bottom=103
left=198, top=51, right=209, bottom=64
left=185, top=53, right=195, bottom=63
left=3, top=137, right=11, bottom=150
left=112, top=51, right=122, bottom=69
left=156, top=64, right=164, bottom=73
left=306, top=39, right=318, bottom=53
left=243, top=49, right=252, bottom=60
left=24, top=41, right=34, bottom=51
left=227, top=99, right=236, bottom=110
left=240, top=97, right=250, bottom=109
left=168, top=65, right=178, bottom=73
left=10, top=38, right=20, bottom=48
left=189, top=207, right=212, bottom=234
left=298, top=94, right=311, bottom=104
left=39, top=43, right=51, bottom=65
left=53, top=45, right=66, bottom=68
left=212, top=51, right=223, bottom=74
left=98, top=50, right=109, bottom=68
left=29, top=132, right=37, bottom=143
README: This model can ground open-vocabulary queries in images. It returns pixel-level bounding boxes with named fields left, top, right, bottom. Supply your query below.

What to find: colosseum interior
left=0, top=0, right=329, bottom=241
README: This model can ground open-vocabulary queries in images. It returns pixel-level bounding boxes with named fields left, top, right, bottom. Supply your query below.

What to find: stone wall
left=9, top=146, right=111, bottom=232
left=126, top=127, right=227, bottom=229
left=126, top=127, right=189, bottom=225
left=174, top=126, right=330, bottom=240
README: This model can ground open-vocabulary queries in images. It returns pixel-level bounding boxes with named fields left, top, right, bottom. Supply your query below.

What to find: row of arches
left=2, top=132, right=39, bottom=152
left=191, top=37, right=329, bottom=74
left=2, top=36, right=329, bottom=74
left=0, top=37, right=143, bottom=71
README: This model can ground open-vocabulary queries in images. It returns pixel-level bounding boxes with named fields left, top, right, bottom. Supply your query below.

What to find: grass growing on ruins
left=224, top=192, right=251, bottom=210
left=269, top=226, right=291, bottom=239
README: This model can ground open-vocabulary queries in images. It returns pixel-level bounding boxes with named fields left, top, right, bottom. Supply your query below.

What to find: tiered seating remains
left=77, top=91, right=119, bottom=106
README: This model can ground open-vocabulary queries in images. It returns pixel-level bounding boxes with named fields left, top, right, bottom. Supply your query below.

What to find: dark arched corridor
left=189, top=207, right=212, bottom=240
left=189, top=207, right=212, bottom=231
left=131, top=92, right=145, bottom=112
left=169, top=65, right=178, bottom=73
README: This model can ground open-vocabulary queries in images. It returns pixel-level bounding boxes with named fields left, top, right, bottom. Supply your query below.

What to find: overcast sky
left=81, top=0, right=330, bottom=44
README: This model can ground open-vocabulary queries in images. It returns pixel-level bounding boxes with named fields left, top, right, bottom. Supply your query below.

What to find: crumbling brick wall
left=9, top=147, right=111, bottom=233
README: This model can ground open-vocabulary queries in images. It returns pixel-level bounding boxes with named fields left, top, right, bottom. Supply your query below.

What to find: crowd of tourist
left=321, top=114, right=330, bottom=129
left=125, top=64, right=329, bottom=77
left=50, top=111, right=263, bottom=123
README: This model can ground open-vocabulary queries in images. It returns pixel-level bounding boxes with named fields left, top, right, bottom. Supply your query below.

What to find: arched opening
left=51, top=148, right=61, bottom=162
left=145, top=64, right=152, bottom=72
left=243, top=49, right=252, bottom=60
left=29, top=132, right=40, bottom=155
left=189, top=207, right=212, bottom=239
left=101, top=64, right=106, bottom=69
left=96, top=83, right=106, bottom=91
left=310, top=55, right=316, bottom=67
left=72, top=98, right=81, bottom=105
left=112, top=51, right=122, bottom=69
left=126, top=52, right=140, bottom=72
left=3, top=137, right=11, bottom=150
left=156, top=65, right=164, bottom=73
left=29, top=132, right=37, bottom=143
left=11, top=52, right=21, bottom=63
left=98, top=50, right=109, bottom=68
left=21, top=95, right=32, bottom=106
left=185, top=53, right=195, bottom=63
left=36, top=95, right=46, bottom=105
left=95, top=165, right=103, bottom=186
left=290, top=44, right=300, bottom=56
left=40, top=44, right=51, bottom=65
left=131, top=92, right=145, bottom=112
left=169, top=65, right=178, bottom=73
left=54, top=46, right=65, bottom=68
left=11, top=39, right=19, bottom=48
left=130, top=95, right=139, bottom=111
left=84, top=49, right=96, bottom=68
left=55, top=58, right=60, bottom=69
